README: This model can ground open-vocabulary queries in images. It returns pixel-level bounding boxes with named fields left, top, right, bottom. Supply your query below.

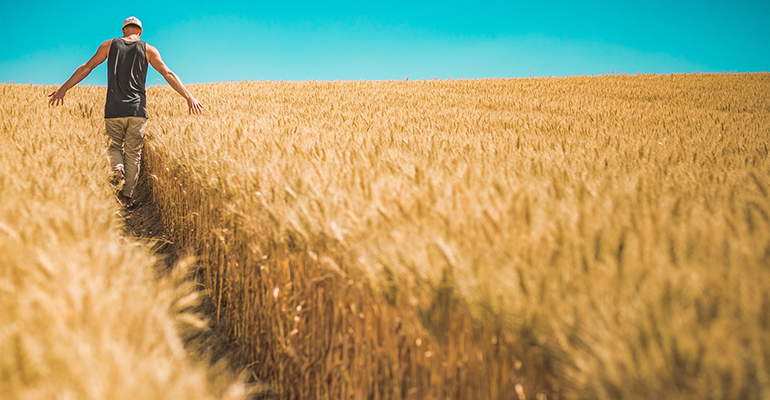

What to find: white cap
left=123, top=16, right=142, bottom=30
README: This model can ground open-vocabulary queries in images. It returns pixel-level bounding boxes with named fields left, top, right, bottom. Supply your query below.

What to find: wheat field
left=144, top=73, right=770, bottom=399
left=1, top=73, right=769, bottom=400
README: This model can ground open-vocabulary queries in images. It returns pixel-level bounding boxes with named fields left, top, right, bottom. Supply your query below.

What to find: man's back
left=105, top=38, right=148, bottom=119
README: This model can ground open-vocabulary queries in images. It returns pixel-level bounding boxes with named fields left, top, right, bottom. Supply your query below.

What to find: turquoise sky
left=2, top=0, right=768, bottom=85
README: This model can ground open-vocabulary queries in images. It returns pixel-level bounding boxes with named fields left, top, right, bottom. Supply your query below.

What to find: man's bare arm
left=49, top=40, right=111, bottom=106
left=146, top=44, right=203, bottom=114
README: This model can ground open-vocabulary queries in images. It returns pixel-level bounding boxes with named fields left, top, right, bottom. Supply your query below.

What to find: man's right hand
left=48, top=88, right=67, bottom=106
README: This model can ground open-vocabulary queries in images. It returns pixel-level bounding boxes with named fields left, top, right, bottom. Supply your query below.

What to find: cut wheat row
left=143, top=73, right=770, bottom=399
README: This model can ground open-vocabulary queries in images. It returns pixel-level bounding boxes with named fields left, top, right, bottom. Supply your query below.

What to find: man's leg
left=122, top=117, right=148, bottom=198
left=104, top=118, right=127, bottom=176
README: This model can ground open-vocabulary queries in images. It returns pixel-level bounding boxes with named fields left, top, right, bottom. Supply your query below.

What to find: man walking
left=49, top=16, right=203, bottom=208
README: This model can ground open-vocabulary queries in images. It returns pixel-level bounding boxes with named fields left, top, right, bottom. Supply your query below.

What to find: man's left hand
left=48, top=89, right=67, bottom=106
left=188, top=97, right=204, bottom=115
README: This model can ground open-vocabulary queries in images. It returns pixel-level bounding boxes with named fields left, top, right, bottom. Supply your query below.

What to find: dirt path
left=118, top=172, right=279, bottom=400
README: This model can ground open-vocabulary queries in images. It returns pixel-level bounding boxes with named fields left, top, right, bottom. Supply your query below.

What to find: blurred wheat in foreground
left=0, top=85, right=246, bottom=400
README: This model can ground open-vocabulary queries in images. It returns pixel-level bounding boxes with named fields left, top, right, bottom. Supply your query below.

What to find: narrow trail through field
left=118, top=172, right=279, bottom=400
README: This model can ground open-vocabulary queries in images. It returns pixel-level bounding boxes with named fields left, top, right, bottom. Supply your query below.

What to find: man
left=49, top=16, right=203, bottom=208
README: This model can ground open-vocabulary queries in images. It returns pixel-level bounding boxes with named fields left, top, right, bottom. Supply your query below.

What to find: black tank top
left=105, top=38, right=148, bottom=118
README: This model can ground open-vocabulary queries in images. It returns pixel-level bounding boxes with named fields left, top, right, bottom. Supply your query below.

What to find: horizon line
left=4, top=70, right=768, bottom=87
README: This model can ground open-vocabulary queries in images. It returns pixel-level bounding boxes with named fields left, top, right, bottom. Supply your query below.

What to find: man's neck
left=122, top=34, right=141, bottom=41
